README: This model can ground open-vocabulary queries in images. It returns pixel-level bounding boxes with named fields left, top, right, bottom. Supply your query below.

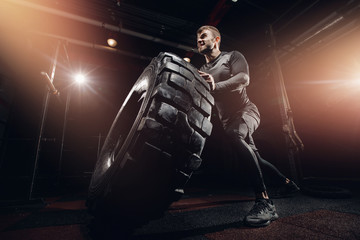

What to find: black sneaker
left=272, top=180, right=300, bottom=198
left=244, top=199, right=279, bottom=227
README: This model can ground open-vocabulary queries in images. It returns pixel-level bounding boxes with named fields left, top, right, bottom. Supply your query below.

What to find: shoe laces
left=249, top=199, right=270, bottom=214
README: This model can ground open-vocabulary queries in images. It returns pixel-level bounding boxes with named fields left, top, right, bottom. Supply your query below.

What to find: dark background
left=0, top=0, right=359, bottom=200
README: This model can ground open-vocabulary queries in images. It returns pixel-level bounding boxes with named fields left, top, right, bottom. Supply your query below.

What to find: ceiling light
left=75, top=73, right=86, bottom=84
left=107, top=38, right=117, bottom=47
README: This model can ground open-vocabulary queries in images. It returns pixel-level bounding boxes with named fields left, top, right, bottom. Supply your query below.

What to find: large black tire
left=87, top=52, right=214, bottom=227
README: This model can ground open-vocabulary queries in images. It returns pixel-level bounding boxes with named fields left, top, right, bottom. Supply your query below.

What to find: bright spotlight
left=107, top=38, right=117, bottom=47
left=75, top=73, right=86, bottom=84
left=351, top=78, right=360, bottom=86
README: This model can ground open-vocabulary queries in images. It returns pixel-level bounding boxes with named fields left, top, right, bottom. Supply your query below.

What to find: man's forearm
left=215, top=72, right=249, bottom=92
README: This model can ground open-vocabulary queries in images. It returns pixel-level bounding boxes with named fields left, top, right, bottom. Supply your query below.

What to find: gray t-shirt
left=200, top=51, right=260, bottom=127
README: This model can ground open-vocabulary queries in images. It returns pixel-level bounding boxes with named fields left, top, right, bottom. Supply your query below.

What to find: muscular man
left=197, top=25, right=298, bottom=227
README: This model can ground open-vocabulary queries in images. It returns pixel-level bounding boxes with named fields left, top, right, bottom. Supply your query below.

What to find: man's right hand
left=198, top=70, right=216, bottom=91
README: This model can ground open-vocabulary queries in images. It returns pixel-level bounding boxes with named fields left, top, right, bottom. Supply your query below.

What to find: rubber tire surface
left=87, top=52, right=214, bottom=226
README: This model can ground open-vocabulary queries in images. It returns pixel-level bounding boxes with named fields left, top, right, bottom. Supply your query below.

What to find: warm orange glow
left=107, top=38, right=117, bottom=47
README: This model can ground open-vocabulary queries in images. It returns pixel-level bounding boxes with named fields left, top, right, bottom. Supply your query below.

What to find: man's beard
left=198, top=42, right=215, bottom=55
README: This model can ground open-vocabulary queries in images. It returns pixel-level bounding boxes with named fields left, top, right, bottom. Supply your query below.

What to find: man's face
left=197, top=29, right=216, bottom=55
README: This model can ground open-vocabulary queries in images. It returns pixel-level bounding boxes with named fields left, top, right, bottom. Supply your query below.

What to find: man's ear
left=215, top=36, right=220, bottom=47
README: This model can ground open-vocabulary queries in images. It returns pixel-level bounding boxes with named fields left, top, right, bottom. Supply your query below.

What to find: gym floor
left=1, top=179, right=359, bottom=240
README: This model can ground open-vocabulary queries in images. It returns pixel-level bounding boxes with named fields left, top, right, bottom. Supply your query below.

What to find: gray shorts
left=224, top=110, right=260, bottom=150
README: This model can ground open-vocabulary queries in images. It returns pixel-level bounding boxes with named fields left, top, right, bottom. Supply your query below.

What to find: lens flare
left=75, top=73, right=85, bottom=84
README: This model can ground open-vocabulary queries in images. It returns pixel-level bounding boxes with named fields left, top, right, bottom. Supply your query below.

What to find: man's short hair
left=197, top=25, right=221, bottom=46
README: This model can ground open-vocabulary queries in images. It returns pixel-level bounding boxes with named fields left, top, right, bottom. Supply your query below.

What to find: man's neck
left=205, top=49, right=221, bottom=63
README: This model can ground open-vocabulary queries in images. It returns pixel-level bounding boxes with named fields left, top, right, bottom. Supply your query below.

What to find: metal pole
left=97, top=132, right=102, bottom=159
left=29, top=41, right=61, bottom=200
left=267, top=25, right=304, bottom=184
left=58, top=87, right=71, bottom=182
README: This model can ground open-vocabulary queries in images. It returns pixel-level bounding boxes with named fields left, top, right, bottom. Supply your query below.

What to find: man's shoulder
left=221, top=51, right=245, bottom=60
left=228, top=50, right=244, bottom=57
left=228, top=51, right=247, bottom=64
